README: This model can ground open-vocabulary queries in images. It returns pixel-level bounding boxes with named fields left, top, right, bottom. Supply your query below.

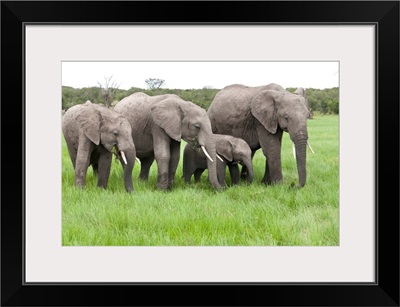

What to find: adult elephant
left=62, top=101, right=136, bottom=192
left=114, top=92, right=221, bottom=190
left=183, top=134, right=253, bottom=186
left=207, top=83, right=310, bottom=188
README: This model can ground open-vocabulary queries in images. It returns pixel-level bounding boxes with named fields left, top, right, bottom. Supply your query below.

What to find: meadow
left=62, top=114, right=339, bottom=246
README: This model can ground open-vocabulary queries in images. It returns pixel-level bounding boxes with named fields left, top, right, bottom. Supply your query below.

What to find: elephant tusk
left=216, top=154, right=224, bottom=162
left=292, top=142, right=296, bottom=160
left=201, top=145, right=214, bottom=163
left=120, top=151, right=128, bottom=165
left=307, top=141, right=315, bottom=154
left=135, top=157, right=141, bottom=164
left=292, top=141, right=314, bottom=158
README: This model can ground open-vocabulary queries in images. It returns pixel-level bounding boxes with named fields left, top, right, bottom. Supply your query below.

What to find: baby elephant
left=62, top=101, right=137, bottom=192
left=183, top=134, right=254, bottom=187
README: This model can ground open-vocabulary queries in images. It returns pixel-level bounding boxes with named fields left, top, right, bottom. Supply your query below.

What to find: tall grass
left=62, top=115, right=339, bottom=246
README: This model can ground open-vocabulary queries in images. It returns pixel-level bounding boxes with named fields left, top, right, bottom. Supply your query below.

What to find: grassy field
left=62, top=115, right=339, bottom=246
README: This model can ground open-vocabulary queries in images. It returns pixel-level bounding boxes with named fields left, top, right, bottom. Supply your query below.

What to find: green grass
left=62, top=115, right=339, bottom=246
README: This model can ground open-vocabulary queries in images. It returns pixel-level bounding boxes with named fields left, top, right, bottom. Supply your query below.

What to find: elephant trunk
left=242, top=159, right=254, bottom=183
left=204, top=140, right=222, bottom=189
left=120, top=147, right=136, bottom=192
left=294, top=137, right=307, bottom=188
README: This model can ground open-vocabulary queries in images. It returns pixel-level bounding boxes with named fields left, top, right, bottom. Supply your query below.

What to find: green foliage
left=306, top=87, right=339, bottom=115
left=177, top=87, right=220, bottom=110
left=145, top=78, right=165, bottom=89
left=62, top=85, right=339, bottom=115
left=62, top=86, right=103, bottom=110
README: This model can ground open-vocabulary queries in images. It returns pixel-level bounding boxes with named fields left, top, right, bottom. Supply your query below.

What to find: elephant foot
left=261, top=174, right=270, bottom=184
left=74, top=183, right=86, bottom=190
left=157, top=181, right=171, bottom=191
left=125, top=186, right=134, bottom=193
left=211, top=185, right=225, bottom=193
left=289, top=181, right=305, bottom=189
left=261, top=175, right=274, bottom=185
left=262, top=178, right=283, bottom=186
left=156, top=185, right=169, bottom=192
left=261, top=180, right=270, bottom=185
left=74, top=178, right=86, bottom=189
left=218, top=179, right=227, bottom=188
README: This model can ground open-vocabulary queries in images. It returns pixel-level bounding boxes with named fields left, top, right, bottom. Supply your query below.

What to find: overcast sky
left=62, top=61, right=339, bottom=90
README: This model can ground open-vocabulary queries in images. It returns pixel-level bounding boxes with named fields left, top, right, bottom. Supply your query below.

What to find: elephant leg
left=90, top=148, right=100, bottom=176
left=241, top=150, right=256, bottom=179
left=193, top=169, right=205, bottom=183
left=184, top=161, right=196, bottom=183
left=97, top=148, right=112, bottom=189
left=153, top=137, right=171, bottom=190
left=65, top=141, right=78, bottom=170
left=262, top=159, right=270, bottom=184
left=229, top=163, right=240, bottom=185
left=217, top=160, right=227, bottom=187
left=260, top=131, right=283, bottom=184
left=74, top=139, right=94, bottom=188
left=92, top=163, right=99, bottom=175
left=168, top=140, right=181, bottom=189
left=139, top=155, right=155, bottom=181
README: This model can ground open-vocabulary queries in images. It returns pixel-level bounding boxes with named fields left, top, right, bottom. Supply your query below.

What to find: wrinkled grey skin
left=62, top=101, right=136, bottom=192
left=114, top=92, right=221, bottom=191
left=207, top=83, right=310, bottom=188
left=183, top=134, right=253, bottom=187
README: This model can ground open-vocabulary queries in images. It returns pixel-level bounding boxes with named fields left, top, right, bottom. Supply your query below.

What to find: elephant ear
left=294, top=87, right=306, bottom=97
left=217, top=138, right=233, bottom=162
left=250, top=90, right=278, bottom=134
left=151, top=99, right=182, bottom=142
left=76, top=103, right=101, bottom=145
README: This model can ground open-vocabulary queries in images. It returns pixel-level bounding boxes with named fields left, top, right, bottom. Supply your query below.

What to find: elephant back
left=114, top=94, right=151, bottom=123
left=62, top=104, right=84, bottom=139
left=208, top=85, right=256, bottom=135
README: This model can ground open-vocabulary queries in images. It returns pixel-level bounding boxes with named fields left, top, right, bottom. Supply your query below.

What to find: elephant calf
left=183, top=134, right=254, bottom=187
left=62, top=101, right=137, bottom=192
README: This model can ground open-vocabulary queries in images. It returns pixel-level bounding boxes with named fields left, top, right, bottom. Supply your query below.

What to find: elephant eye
left=113, top=130, right=118, bottom=136
left=195, top=123, right=200, bottom=130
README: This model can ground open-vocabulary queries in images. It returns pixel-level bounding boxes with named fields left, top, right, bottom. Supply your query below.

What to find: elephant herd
left=62, top=83, right=312, bottom=193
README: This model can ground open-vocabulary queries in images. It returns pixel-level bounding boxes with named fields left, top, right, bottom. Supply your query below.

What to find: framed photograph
left=2, top=1, right=399, bottom=306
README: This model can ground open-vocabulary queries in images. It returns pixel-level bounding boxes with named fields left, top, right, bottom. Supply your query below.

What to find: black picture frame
left=1, top=1, right=399, bottom=306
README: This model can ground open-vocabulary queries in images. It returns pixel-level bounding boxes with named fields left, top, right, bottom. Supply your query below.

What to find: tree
left=145, top=78, right=165, bottom=90
left=98, top=75, right=120, bottom=108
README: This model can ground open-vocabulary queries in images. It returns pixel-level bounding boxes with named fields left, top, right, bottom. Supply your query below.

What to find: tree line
left=62, top=86, right=339, bottom=115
